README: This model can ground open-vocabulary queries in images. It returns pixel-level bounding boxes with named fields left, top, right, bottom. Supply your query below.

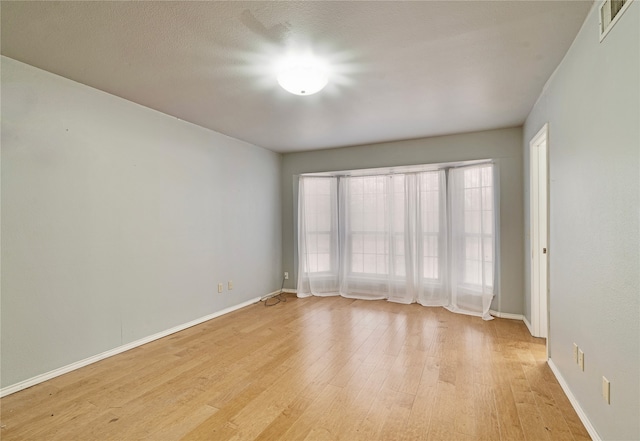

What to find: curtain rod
left=298, top=159, right=494, bottom=179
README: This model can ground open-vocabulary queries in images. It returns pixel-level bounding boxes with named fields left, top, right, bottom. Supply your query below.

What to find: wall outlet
left=578, top=349, right=585, bottom=371
left=218, top=283, right=223, bottom=293
left=573, top=343, right=579, bottom=364
left=284, top=272, right=289, bottom=280
left=602, top=376, right=610, bottom=404
left=228, top=280, right=233, bottom=290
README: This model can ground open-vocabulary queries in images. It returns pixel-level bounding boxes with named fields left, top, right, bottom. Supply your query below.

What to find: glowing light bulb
left=277, top=56, right=328, bottom=96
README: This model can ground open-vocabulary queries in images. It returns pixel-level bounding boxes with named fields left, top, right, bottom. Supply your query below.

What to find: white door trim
left=530, top=123, right=549, bottom=341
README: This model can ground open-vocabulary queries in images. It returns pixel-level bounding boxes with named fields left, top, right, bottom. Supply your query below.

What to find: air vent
left=600, top=0, right=633, bottom=41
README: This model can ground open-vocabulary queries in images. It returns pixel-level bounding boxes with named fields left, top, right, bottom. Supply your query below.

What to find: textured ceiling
left=1, top=1, right=592, bottom=153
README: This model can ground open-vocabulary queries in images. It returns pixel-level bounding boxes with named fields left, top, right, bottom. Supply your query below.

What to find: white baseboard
left=0, top=296, right=261, bottom=398
left=523, top=315, right=534, bottom=335
left=260, top=290, right=283, bottom=301
left=260, top=289, right=297, bottom=301
left=548, top=358, right=601, bottom=441
left=489, top=309, right=524, bottom=321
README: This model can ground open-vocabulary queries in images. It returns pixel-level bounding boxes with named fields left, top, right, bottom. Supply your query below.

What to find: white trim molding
left=489, top=309, right=524, bottom=321
left=599, top=0, right=634, bottom=42
left=548, top=358, right=602, bottom=441
left=522, top=315, right=534, bottom=335
left=0, top=296, right=261, bottom=398
left=260, top=290, right=283, bottom=301
left=529, top=122, right=550, bottom=340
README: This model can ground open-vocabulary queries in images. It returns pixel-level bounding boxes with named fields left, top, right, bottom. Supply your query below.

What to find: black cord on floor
left=265, top=275, right=288, bottom=307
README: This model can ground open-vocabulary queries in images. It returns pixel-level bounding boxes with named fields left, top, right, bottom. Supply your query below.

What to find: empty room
left=1, top=1, right=638, bottom=440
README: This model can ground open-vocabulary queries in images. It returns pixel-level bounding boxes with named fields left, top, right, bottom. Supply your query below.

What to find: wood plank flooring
left=0, top=294, right=591, bottom=440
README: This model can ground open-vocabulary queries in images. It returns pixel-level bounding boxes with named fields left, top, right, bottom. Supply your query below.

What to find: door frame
left=529, top=123, right=549, bottom=341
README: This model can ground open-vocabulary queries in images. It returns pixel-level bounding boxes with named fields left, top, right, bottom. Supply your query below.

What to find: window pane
left=421, top=172, right=439, bottom=191
left=317, top=233, right=330, bottom=253
left=423, top=235, right=438, bottom=257
left=392, top=175, right=404, bottom=193
left=481, top=166, right=492, bottom=187
left=301, top=177, right=335, bottom=274
left=465, top=168, right=480, bottom=187
left=484, top=263, right=494, bottom=287
left=363, top=233, right=376, bottom=253
left=465, top=236, right=480, bottom=260
left=376, top=255, right=388, bottom=275
left=465, top=211, right=481, bottom=234
left=351, top=178, right=363, bottom=194
left=376, top=211, right=386, bottom=231
left=309, top=253, right=318, bottom=273
left=363, top=254, right=377, bottom=273
left=483, top=211, right=493, bottom=234
left=424, top=191, right=438, bottom=208
left=376, top=235, right=387, bottom=254
left=459, top=165, right=495, bottom=289
left=351, top=211, right=363, bottom=231
left=316, top=214, right=329, bottom=231
left=351, top=194, right=363, bottom=214
left=307, top=234, right=318, bottom=253
left=363, top=177, right=377, bottom=193
left=423, top=257, right=439, bottom=279
left=423, top=209, right=439, bottom=232
left=394, top=255, right=406, bottom=276
left=482, top=187, right=493, bottom=210
left=306, top=213, right=317, bottom=231
left=317, top=253, right=330, bottom=272
left=363, top=194, right=377, bottom=211
left=464, top=259, right=480, bottom=285
left=393, top=199, right=404, bottom=230
left=465, top=188, right=481, bottom=210
left=317, top=197, right=329, bottom=215
left=394, top=235, right=405, bottom=256
left=363, top=212, right=376, bottom=230
left=351, top=253, right=363, bottom=273
left=345, top=175, right=399, bottom=277
left=352, top=233, right=363, bottom=253
left=483, top=237, right=493, bottom=262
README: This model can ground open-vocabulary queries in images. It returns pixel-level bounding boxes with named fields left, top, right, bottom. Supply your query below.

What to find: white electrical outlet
left=284, top=272, right=289, bottom=280
left=573, top=343, right=579, bottom=364
left=602, top=377, right=611, bottom=404
left=228, top=280, right=233, bottom=290
left=578, top=349, right=585, bottom=371
left=218, top=283, right=223, bottom=293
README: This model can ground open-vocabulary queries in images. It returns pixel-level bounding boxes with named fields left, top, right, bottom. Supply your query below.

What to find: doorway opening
left=530, top=124, right=549, bottom=341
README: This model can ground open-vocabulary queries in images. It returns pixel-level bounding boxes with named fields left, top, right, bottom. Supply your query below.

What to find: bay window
left=297, top=162, right=498, bottom=319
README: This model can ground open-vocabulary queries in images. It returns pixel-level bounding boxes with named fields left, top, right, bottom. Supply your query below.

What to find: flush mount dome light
left=277, top=56, right=328, bottom=96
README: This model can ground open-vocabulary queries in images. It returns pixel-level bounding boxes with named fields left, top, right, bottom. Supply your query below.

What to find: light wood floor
left=1, top=294, right=590, bottom=441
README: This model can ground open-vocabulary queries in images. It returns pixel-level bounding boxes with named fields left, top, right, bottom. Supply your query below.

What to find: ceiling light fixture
left=277, top=56, right=329, bottom=96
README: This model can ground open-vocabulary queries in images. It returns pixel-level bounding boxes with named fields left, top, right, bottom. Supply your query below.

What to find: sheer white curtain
left=337, top=171, right=448, bottom=304
left=296, top=164, right=497, bottom=320
left=296, top=177, right=340, bottom=297
left=448, top=165, right=497, bottom=320
left=339, top=174, right=409, bottom=302
left=414, top=171, right=449, bottom=307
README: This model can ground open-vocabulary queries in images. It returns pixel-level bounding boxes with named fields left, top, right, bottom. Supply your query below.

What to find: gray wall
left=1, top=57, right=282, bottom=388
left=281, top=127, right=524, bottom=314
left=523, top=3, right=639, bottom=439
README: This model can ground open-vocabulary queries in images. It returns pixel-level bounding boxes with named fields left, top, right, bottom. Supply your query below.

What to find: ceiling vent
left=599, top=0, right=633, bottom=41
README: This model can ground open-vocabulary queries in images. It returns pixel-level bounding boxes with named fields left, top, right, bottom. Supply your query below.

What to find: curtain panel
left=297, top=164, right=497, bottom=320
